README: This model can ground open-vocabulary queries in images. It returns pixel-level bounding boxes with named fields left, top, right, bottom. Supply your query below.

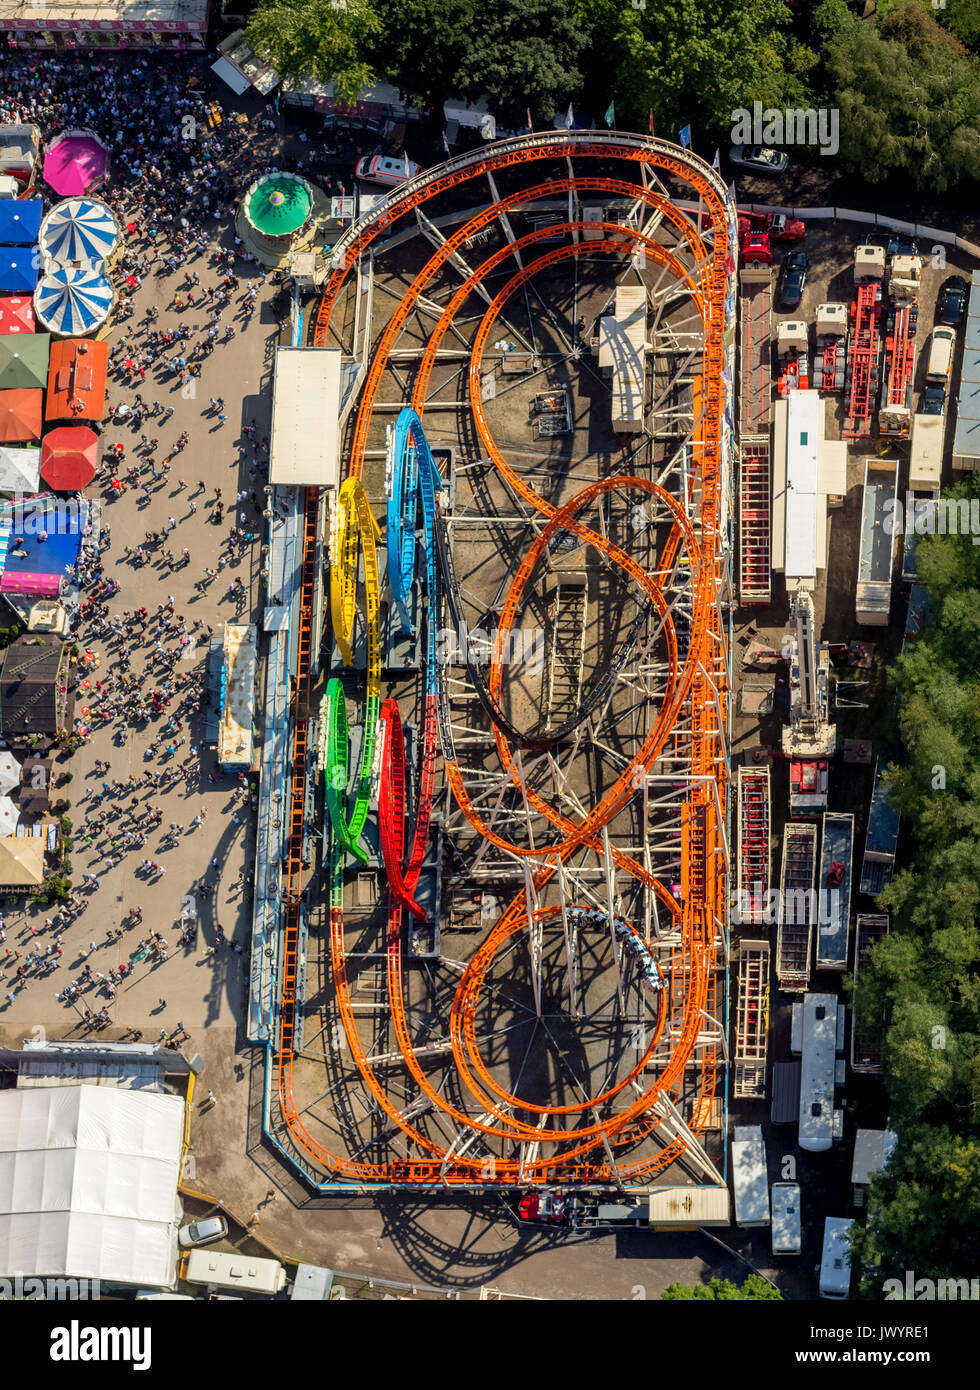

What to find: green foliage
left=245, top=0, right=381, bottom=104
left=63, top=734, right=83, bottom=755
left=584, top=0, right=809, bottom=137
left=849, top=1128, right=980, bottom=1288
left=452, top=0, right=589, bottom=124
left=60, top=814, right=72, bottom=835
left=37, top=874, right=71, bottom=904
left=854, top=473, right=980, bottom=1288
left=662, top=1275, right=782, bottom=1300
left=822, top=2, right=980, bottom=191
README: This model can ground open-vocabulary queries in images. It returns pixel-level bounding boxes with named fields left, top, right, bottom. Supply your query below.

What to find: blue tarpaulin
left=0, top=200, right=43, bottom=246
left=0, top=249, right=38, bottom=293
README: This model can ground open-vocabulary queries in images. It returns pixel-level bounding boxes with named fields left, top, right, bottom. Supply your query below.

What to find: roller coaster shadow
left=364, top=1191, right=596, bottom=1290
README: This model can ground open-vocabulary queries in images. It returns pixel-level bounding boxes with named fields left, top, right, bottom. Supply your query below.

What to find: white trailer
left=771, top=1181, right=802, bottom=1255
left=799, top=993, right=840, bottom=1153
left=731, top=1124, right=770, bottom=1227
left=819, top=1216, right=855, bottom=1298
left=909, top=412, right=944, bottom=491
left=856, top=458, right=899, bottom=626
left=182, top=1249, right=287, bottom=1296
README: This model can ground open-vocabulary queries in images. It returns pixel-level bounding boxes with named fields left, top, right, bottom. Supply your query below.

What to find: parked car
left=779, top=249, right=809, bottom=309
left=739, top=231, right=773, bottom=266
left=728, top=145, right=789, bottom=175
left=937, top=275, right=968, bottom=327
left=865, top=231, right=919, bottom=258
left=738, top=212, right=806, bottom=243
left=517, top=1193, right=568, bottom=1225
left=354, top=153, right=421, bottom=187
left=177, top=1215, right=229, bottom=1248
left=922, top=385, right=947, bottom=416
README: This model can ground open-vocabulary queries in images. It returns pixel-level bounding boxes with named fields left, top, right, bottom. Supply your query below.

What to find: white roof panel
left=269, top=347, right=342, bottom=488
left=211, top=56, right=251, bottom=97
left=0, top=1086, right=182, bottom=1287
left=784, top=390, right=820, bottom=581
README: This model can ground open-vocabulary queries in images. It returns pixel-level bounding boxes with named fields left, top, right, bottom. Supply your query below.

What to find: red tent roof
left=0, top=297, right=34, bottom=335
left=0, top=387, right=42, bottom=442
left=45, top=337, right=108, bottom=422
left=40, top=424, right=97, bottom=490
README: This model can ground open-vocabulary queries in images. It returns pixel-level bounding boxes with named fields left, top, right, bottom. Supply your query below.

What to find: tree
left=372, top=0, right=477, bottom=113
left=850, top=1127, right=980, bottom=1289
left=662, top=1275, right=782, bottom=1300
left=854, top=473, right=980, bottom=1286
left=245, top=0, right=381, bottom=106
left=451, top=0, right=591, bottom=125
left=590, top=0, right=812, bottom=139
left=821, top=2, right=980, bottom=191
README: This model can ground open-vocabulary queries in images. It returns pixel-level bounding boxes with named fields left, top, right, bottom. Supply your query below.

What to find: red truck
left=740, top=230, right=773, bottom=266
left=738, top=211, right=807, bottom=244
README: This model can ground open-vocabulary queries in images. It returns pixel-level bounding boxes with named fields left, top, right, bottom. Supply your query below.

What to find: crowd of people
left=0, top=53, right=293, bottom=1025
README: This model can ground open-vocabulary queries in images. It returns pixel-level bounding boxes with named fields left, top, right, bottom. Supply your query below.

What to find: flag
left=527, top=107, right=533, bottom=132
left=648, top=109, right=654, bottom=135
left=678, top=124, right=692, bottom=148
left=442, top=130, right=450, bottom=155
left=604, top=101, right=615, bottom=128
left=711, top=148, right=720, bottom=169
left=726, top=181, right=737, bottom=204
left=565, top=103, right=574, bottom=130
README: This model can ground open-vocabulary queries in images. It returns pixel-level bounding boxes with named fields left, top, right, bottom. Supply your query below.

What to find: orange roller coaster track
left=270, top=133, right=732, bottom=1187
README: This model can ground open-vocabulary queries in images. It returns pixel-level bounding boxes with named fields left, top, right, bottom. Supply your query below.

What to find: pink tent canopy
left=0, top=572, right=61, bottom=597
left=43, top=131, right=110, bottom=197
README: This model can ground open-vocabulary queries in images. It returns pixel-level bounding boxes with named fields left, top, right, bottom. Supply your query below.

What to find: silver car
left=729, top=145, right=789, bottom=175
left=177, top=1215, right=228, bottom=1248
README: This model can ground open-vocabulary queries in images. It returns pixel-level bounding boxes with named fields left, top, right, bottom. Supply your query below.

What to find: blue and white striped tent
left=38, top=197, right=119, bottom=268
left=33, top=267, right=113, bottom=336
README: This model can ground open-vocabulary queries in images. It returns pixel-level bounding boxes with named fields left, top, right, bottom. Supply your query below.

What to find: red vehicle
left=738, top=212, right=807, bottom=244
left=517, top=1192, right=568, bottom=1225
left=740, top=230, right=773, bottom=266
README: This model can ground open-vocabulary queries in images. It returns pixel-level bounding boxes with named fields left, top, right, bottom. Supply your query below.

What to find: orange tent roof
left=45, top=337, right=108, bottom=422
left=0, top=387, right=43, bottom=442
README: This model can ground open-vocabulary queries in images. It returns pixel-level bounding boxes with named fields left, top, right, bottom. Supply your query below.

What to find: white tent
left=0, top=751, right=20, bottom=795
left=0, top=1086, right=183, bottom=1287
left=0, top=796, right=18, bottom=837
left=0, top=445, right=40, bottom=494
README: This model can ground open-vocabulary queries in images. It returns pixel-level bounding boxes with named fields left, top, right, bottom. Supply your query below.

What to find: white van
left=355, top=154, right=421, bottom=188
left=926, top=327, right=956, bottom=382
left=770, top=1181, right=802, bottom=1255
left=819, top=1216, right=855, bottom=1298
left=182, top=1249, right=287, bottom=1295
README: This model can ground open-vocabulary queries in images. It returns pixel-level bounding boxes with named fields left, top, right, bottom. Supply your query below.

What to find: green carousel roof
left=245, top=175, right=313, bottom=238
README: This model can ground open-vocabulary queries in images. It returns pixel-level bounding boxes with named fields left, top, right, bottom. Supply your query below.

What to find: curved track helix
left=272, top=133, right=733, bottom=1186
